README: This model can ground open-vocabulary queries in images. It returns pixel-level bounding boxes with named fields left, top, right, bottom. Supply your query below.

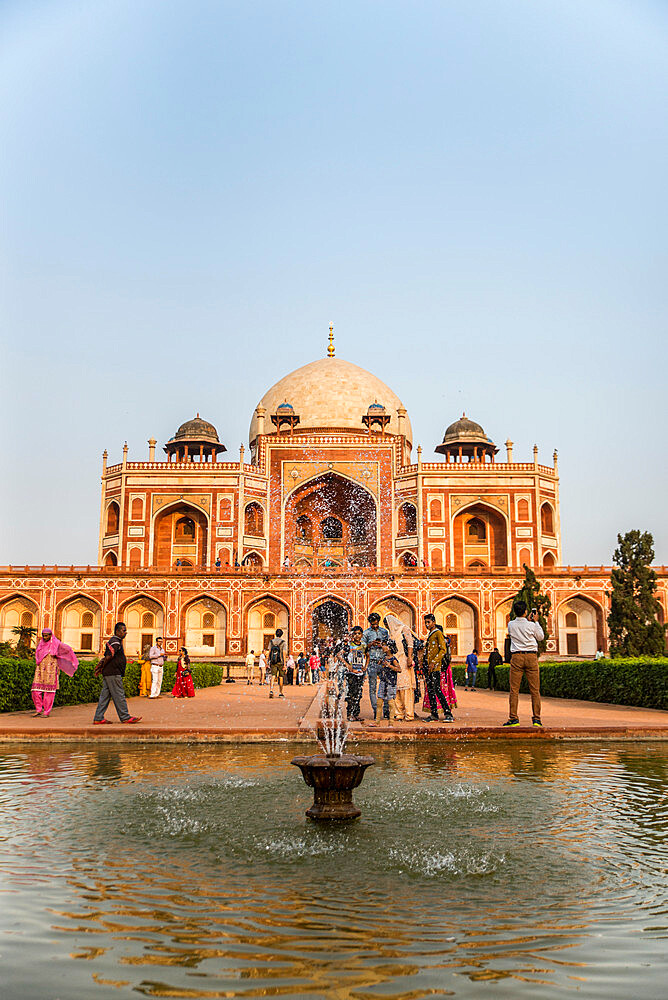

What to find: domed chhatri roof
left=173, top=414, right=221, bottom=443
left=249, top=357, right=412, bottom=445
left=441, top=413, right=489, bottom=445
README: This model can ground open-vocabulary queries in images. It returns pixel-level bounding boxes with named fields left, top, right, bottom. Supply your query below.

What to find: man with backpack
left=267, top=628, right=286, bottom=699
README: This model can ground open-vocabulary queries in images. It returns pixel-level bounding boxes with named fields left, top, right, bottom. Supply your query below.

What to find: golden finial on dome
left=327, top=322, right=335, bottom=358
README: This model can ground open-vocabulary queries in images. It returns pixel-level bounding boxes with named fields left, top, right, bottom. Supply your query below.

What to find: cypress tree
left=510, top=565, right=551, bottom=654
left=607, top=530, right=666, bottom=656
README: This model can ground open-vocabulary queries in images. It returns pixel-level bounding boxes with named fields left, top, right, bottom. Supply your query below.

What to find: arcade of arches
left=285, top=473, right=376, bottom=569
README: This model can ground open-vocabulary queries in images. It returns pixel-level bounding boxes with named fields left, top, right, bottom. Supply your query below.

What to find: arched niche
left=452, top=502, right=508, bottom=570
left=543, top=552, right=556, bottom=569
left=541, top=502, right=555, bottom=535
left=105, top=501, right=120, bottom=535
left=558, top=596, right=603, bottom=656
left=57, top=597, right=102, bottom=655
left=152, top=502, right=209, bottom=570
left=183, top=598, right=227, bottom=656
left=246, top=596, right=289, bottom=655
left=0, top=596, right=39, bottom=644
left=433, top=597, right=479, bottom=658
left=244, top=502, right=265, bottom=536
left=369, top=596, right=416, bottom=632
left=120, top=597, right=165, bottom=658
left=284, top=472, right=377, bottom=569
left=397, top=503, right=417, bottom=536
left=311, top=597, right=352, bottom=645
left=103, top=551, right=118, bottom=568
left=494, top=597, right=514, bottom=648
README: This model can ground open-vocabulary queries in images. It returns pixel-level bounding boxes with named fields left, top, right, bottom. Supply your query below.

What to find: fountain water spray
left=292, top=643, right=374, bottom=820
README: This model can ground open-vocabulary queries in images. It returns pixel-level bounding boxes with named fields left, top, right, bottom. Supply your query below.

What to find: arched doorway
left=121, top=597, right=165, bottom=658
left=558, top=597, right=602, bottom=656
left=183, top=598, right=227, bottom=656
left=312, top=599, right=350, bottom=645
left=285, top=473, right=377, bottom=569
left=452, top=503, right=508, bottom=570
left=152, top=502, right=209, bottom=569
left=0, top=596, right=39, bottom=645
left=369, top=596, right=416, bottom=632
left=494, top=598, right=514, bottom=649
left=246, top=597, right=289, bottom=655
left=433, top=597, right=479, bottom=658
left=57, top=597, right=102, bottom=654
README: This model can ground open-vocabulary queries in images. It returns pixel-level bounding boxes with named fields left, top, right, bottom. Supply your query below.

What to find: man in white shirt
left=245, top=649, right=255, bottom=684
left=503, top=601, right=545, bottom=728
left=148, top=637, right=166, bottom=699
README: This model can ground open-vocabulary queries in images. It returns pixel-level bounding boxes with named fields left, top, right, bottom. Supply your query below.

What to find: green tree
left=608, top=530, right=666, bottom=656
left=510, top=565, right=551, bottom=654
left=11, top=626, right=37, bottom=657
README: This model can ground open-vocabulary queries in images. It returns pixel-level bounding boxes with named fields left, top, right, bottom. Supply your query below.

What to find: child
left=369, top=640, right=399, bottom=727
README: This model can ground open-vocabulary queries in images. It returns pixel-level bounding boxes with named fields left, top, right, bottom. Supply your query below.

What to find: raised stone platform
left=1, top=682, right=668, bottom=742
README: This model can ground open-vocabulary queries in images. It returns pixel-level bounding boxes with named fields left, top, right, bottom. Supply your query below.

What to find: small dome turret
left=164, top=413, right=226, bottom=462
left=435, top=413, right=497, bottom=462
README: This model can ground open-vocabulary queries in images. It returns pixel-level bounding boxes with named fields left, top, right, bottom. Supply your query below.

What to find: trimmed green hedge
left=0, top=658, right=223, bottom=713
left=452, top=658, right=668, bottom=710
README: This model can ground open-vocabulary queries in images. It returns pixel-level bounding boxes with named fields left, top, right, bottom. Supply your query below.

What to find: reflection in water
left=0, top=741, right=667, bottom=999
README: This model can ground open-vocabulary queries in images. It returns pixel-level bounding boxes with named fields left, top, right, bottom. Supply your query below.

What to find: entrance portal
left=312, top=600, right=350, bottom=645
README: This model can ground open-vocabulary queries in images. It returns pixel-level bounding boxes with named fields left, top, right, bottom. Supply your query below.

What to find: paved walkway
left=1, top=681, right=668, bottom=742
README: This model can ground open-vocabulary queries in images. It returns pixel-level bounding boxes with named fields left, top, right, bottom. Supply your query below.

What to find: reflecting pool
left=1, top=740, right=667, bottom=999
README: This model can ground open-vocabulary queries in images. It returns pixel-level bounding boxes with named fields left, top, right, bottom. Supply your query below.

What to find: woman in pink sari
left=172, top=647, right=195, bottom=698
left=32, top=628, right=79, bottom=717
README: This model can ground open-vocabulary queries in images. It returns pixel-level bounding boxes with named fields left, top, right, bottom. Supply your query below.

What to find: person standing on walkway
left=503, top=601, right=544, bottom=728
left=245, top=649, right=255, bottom=684
left=308, top=649, right=320, bottom=684
left=286, top=652, right=295, bottom=685
left=423, top=614, right=454, bottom=722
left=258, top=650, right=267, bottom=685
left=137, top=646, right=152, bottom=697
left=345, top=626, right=367, bottom=722
left=296, top=651, right=308, bottom=685
left=172, top=647, right=195, bottom=698
left=362, top=613, right=389, bottom=718
left=32, top=628, right=78, bottom=718
left=465, top=649, right=479, bottom=690
left=93, top=623, right=141, bottom=725
left=369, top=641, right=399, bottom=727
left=487, top=646, right=502, bottom=690
left=148, top=637, right=166, bottom=698
left=268, top=628, right=286, bottom=699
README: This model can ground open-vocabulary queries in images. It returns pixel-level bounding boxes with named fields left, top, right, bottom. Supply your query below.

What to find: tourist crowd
left=27, top=601, right=545, bottom=728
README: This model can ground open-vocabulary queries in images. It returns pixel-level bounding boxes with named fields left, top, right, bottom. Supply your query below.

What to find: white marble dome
left=249, top=356, right=412, bottom=446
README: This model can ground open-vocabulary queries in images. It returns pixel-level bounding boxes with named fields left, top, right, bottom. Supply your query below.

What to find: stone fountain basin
left=291, top=753, right=375, bottom=821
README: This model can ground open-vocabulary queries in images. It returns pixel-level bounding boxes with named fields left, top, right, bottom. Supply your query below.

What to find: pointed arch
left=452, top=500, right=509, bottom=570
left=245, top=594, right=290, bottom=654
left=0, top=595, right=40, bottom=643
left=55, top=596, right=103, bottom=654
left=181, top=596, right=227, bottom=656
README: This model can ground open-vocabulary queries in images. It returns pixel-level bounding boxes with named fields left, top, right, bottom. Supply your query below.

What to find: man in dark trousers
left=487, top=646, right=503, bottom=690
left=93, top=622, right=141, bottom=724
left=423, top=613, right=454, bottom=722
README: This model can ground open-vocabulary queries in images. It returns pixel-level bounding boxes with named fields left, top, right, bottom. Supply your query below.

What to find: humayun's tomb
left=2, top=330, right=666, bottom=661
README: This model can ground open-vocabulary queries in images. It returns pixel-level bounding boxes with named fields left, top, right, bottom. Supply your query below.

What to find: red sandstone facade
left=1, top=349, right=666, bottom=660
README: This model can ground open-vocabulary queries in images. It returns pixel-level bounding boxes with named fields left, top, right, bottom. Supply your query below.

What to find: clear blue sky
left=1, top=0, right=666, bottom=565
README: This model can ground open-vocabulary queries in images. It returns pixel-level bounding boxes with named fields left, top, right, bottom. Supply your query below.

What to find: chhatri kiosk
left=2, top=330, right=664, bottom=661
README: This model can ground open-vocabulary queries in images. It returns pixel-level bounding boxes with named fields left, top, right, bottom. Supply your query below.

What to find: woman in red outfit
left=172, top=647, right=195, bottom=698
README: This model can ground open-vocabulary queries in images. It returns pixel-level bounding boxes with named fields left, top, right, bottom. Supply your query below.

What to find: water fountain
left=291, top=647, right=374, bottom=820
